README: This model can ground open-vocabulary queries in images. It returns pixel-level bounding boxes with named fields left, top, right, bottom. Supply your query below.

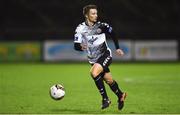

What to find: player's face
left=87, top=9, right=98, bottom=23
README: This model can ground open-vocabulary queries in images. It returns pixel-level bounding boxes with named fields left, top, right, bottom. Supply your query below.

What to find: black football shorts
left=96, top=50, right=112, bottom=73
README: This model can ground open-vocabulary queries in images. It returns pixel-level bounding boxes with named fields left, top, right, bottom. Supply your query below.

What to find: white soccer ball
left=50, top=84, right=65, bottom=100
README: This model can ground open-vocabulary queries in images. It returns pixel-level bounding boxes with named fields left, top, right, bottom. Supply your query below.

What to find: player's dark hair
left=83, top=4, right=97, bottom=16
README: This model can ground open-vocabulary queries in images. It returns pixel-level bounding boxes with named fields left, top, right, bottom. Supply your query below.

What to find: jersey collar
left=85, top=20, right=97, bottom=27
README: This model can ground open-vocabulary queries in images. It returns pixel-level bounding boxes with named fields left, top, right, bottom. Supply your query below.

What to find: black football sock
left=93, top=72, right=108, bottom=100
left=109, top=80, right=123, bottom=98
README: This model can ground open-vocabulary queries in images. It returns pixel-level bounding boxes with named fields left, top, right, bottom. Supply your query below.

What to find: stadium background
left=0, top=0, right=180, bottom=114
left=0, top=0, right=179, bottom=61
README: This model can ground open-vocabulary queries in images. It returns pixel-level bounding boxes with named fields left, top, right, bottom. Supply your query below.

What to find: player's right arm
left=74, top=43, right=87, bottom=51
left=74, top=24, right=87, bottom=51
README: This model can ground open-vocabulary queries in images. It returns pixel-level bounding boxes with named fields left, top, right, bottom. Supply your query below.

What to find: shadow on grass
left=49, top=108, right=112, bottom=114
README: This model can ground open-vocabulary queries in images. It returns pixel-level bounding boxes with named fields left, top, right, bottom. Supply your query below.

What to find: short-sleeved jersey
left=74, top=21, right=113, bottom=64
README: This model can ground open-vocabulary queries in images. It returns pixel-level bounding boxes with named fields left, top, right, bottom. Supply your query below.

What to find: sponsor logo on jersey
left=88, top=36, right=98, bottom=45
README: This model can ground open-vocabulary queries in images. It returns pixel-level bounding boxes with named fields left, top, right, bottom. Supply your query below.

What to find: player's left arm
left=100, top=23, right=124, bottom=56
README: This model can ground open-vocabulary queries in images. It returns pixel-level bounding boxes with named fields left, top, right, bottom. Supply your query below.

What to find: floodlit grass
left=0, top=63, right=180, bottom=114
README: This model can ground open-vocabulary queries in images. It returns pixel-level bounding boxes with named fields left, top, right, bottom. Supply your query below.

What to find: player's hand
left=115, top=49, right=124, bottom=56
left=81, top=44, right=87, bottom=50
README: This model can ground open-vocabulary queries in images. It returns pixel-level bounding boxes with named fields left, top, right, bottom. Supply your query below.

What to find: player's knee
left=105, top=78, right=114, bottom=85
left=90, top=70, right=99, bottom=78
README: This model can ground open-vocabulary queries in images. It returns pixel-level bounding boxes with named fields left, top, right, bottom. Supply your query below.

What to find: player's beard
left=91, top=18, right=97, bottom=25
left=93, top=19, right=97, bottom=23
left=86, top=19, right=97, bottom=26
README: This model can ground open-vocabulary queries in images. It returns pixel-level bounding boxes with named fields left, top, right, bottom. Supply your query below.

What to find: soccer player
left=74, top=4, right=127, bottom=110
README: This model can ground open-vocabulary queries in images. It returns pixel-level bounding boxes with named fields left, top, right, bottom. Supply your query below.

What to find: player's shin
left=109, top=80, right=123, bottom=97
left=92, top=72, right=108, bottom=100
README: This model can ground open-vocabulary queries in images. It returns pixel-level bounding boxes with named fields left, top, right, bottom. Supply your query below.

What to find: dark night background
left=0, top=0, right=180, bottom=41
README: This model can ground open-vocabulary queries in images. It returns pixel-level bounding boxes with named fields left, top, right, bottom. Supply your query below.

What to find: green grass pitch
left=0, top=63, right=180, bottom=114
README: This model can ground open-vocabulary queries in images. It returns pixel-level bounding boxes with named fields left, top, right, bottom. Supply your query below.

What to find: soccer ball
left=50, top=84, right=65, bottom=100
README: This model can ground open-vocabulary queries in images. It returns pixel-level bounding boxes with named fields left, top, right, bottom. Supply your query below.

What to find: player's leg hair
left=103, top=72, right=123, bottom=98
left=90, top=63, right=108, bottom=100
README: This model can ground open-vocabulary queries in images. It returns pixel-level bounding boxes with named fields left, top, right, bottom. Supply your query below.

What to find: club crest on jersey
left=97, top=28, right=102, bottom=34
left=88, top=36, right=98, bottom=45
